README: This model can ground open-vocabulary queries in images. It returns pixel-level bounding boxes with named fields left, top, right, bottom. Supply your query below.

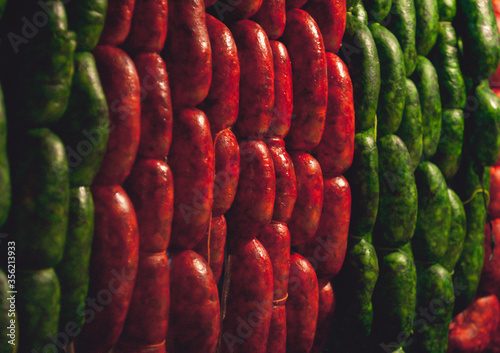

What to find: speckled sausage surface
left=124, top=0, right=168, bottom=52
left=310, top=280, right=336, bottom=353
left=252, top=0, right=287, bottom=39
left=266, top=304, right=287, bottom=353
left=304, top=0, right=346, bottom=53
left=99, top=0, right=136, bottom=46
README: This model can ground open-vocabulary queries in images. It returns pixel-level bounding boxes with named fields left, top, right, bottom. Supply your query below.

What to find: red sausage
left=225, top=140, right=276, bottom=239
left=286, top=0, right=309, bottom=9
left=166, top=250, right=220, bottom=353
left=310, top=280, right=336, bottom=353
left=209, top=0, right=263, bottom=22
left=169, top=108, right=215, bottom=250
left=265, top=137, right=297, bottom=223
left=281, top=9, right=328, bottom=150
left=163, top=0, right=212, bottom=108
left=304, top=0, right=346, bottom=53
left=113, top=343, right=167, bottom=353
left=311, top=53, right=354, bottom=177
left=124, top=159, right=173, bottom=253
left=124, top=0, right=168, bottom=52
left=93, top=46, right=141, bottom=186
left=299, top=176, right=351, bottom=279
left=230, top=20, right=275, bottom=139
left=266, top=305, right=287, bottom=353
left=489, top=166, right=500, bottom=219
left=220, top=238, right=273, bottom=353
left=212, top=129, right=240, bottom=217
left=133, top=53, right=173, bottom=160
left=193, top=215, right=227, bottom=283
left=120, top=253, right=170, bottom=345
left=252, top=0, right=287, bottom=39
left=286, top=253, right=319, bottom=353
left=75, top=185, right=139, bottom=353
left=99, top=0, right=135, bottom=46
left=478, top=219, right=500, bottom=296
left=288, top=152, right=324, bottom=246
left=267, top=41, right=293, bottom=139
left=199, top=15, right=240, bottom=135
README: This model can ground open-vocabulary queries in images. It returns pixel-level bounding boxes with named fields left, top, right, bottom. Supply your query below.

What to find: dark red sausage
left=286, top=0, right=309, bottom=9
left=304, top=0, right=346, bottom=53
left=76, top=185, right=139, bottom=353
left=310, top=280, right=335, bottom=353
left=478, top=219, right=500, bottom=296
left=286, top=253, right=319, bottom=353
left=266, top=305, right=287, bottom=353
left=124, top=0, right=168, bottom=52
left=120, top=253, right=170, bottom=345
left=288, top=152, right=324, bottom=246
left=299, top=176, right=351, bottom=279
left=163, top=0, right=212, bottom=108
left=199, top=15, right=240, bottom=135
left=220, top=238, right=273, bottom=353
left=167, top=250, right=220, bottom=353
left=193, top=215, right=227, bottom=283
left=311, top=53, right=354, bottom=177
left=209, top=0, right=263, bottom=22
left=124, top=159, right=173, bottom=253
left=225, top=140, right=276, bottom=239
left=489, top=166, right=500, bottom=219
left=93, top=46, right=141, bottom=186
left=230, top=20, right=275, bottom=139
left=99, top=0, right=136, bottom=46
left=281, top=9, right=328, bottom=150
left=265, top=137, right=297, bottom=223
left=212, top=129, right=240, bottom=217
left=113, top=343, right=167, bottom=353
left=133, top=53, right=172, bottom=160
left=267, top=41, right=293, bottom=139
left=252, top=0, right=287, bottom=39
left=169, top=108, right=214, bottom=250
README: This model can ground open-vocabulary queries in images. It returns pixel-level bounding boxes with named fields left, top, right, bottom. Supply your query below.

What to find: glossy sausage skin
left=76, top=185, right=139, bottom=353
left=93, top=46, right=141, bottom=186
left=133, top=53, right=173, bottom=160
left=299, top=176, right=351, bottom=279
left=169, top=108, right=215, bottom=250
left=311, top=53, right=354, bottom=177
left=209, top=0, right=263, bottom=22
left=163, top=0, right=212, bottom=108
left=212, top=129, right=240, bottom=217
left=167, top=250, right=220, bottom=353
left=310, top=280, right=336, bottom=353
left=120, top=253, right=169, bottom=345
left=124, top=159, right=173, bottom=253
left=124, top=0, right=168, bottom=52
left=265, top=137, right=297, bottom=223
left=199, top=15, right=240, bottom=135
left=99, top=0, right=136, bottom=46
left=252, top=0, right=287, bottom=39
left=266, top=305, right=287, bottom=353
left=281, top=9, right=328, bottom=150
left=225, top=140, right=276, bottom=239
left=488, top=166, right=500, bottom=219
left=286, top=253, right=319, bottom=353
left=304, top=0, right=346, bottom=53
left=220, top=238, right=273, bottom=353
left=267, top=41, right=294, bottom=139
left=288, top=152, right=324, bottom=246
left=230, top=20, right=275, bottom=139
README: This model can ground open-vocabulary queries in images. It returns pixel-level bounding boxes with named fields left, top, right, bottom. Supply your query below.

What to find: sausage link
left=99, top=0, right=135, bottom=46
left=113, top=343, right=167, bottom=353
left=208, top=0, right=263, bottom=22
left=124, top=0, right=168, bottom=52
left=310, top=280, right=336, bottom=353
left=286, top=0, right=309, bottom=8
left=266, top=305, right=287, bottom=353
left=304, top=0, right=346, bottom=53
left=252, top=0, right=287, bottom=39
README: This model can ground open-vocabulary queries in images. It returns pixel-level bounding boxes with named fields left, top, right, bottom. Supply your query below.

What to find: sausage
left=113, top=343, right=167, bottom=353
left=167, top=250, right=220, bottom=353
left=92, top=46, right=141, bottom=186
left=286, top=0, right=309, bottom=8
left=133, top=53, right=172, bottom=160
left=99, top=0, right=136, bottom=46
left=488, top=166, right=500, bottom=219
left=281, top=9, right=328, bottom=150
left=267, top=41, right=293, bottom=139
left=288, top=152, right=324, bottom=246
left=199, top=15, right=240, bottom=135
left=124, top=0, right=168, bottom=52
left=120, top=253, right=170, bottom=345
left=230, top=20, right=275, bottom=139
left=220, top=238, right=273, bottom=353
left=299, top=176, right=351, bottom=279
left=169, top=108, right=215, bottom=250
left=310, top=280, right=336, bottom=353
left=478, top=219, right=500, bottom=296
left=123, top=159, right=173, bottom=253
left=212, top=129, right=240, bottom=217
left=163, top=0, right=212, bottom=108
left=205, top=0, right=217, bottom=6
left=286, top=252, right=319, bottom=353
left=208, top=0, right=263, bottom=22
left=225, top=140, right=276, bottom=239
left=266, top=305, right=287, bottom=353
left=75, top=185, right=139, bottom=353
left=265, top=137, right=297, bottom=223
left=252, top=0, right=287, bottom=39
left=304, top=0, right=346, bottom=53
left=311, top=53, right=354, bottom=177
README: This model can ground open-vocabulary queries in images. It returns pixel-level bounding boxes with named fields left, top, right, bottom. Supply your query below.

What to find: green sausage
left=414, top=0, right=439, bottom=56
left=340, top=14, right=381, bottom=132
left=0, top=84, right=10, bottom=229
left=364, top=0, right=393, bottom=23
left=65, top=0, right=107, bottom=52
left=0, top=269, right=14, bottom=353
left=411, top=56, right=442, bottom=160
left=352, top=1, right=369, bottom=25
left=374, top=135, right=418, bottom=248
left=442, top=188, right=466, bottom=273
left=437, top=0, right=457, bottom=20
left=432, top=109, right=464, bottom=180
left=348, top=0, right=363, bottom=11
left=53, top=52, right=109, bottom=187
left=55, top=187, right=94, bottom=334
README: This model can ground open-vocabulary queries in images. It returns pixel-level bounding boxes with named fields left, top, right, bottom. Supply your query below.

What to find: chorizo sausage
left=99, top=0, right=135, bottom=46
left=252, top=0, right=287, bottom=39
left=310, top=280, right=336, bottom=353
left=286, top=0, right=309, bottom=8
left=209, top=0, right=263, bottom=22
left=304, top=0, right=346, bottom=53
left=266, top=305, right=287, bottom=353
